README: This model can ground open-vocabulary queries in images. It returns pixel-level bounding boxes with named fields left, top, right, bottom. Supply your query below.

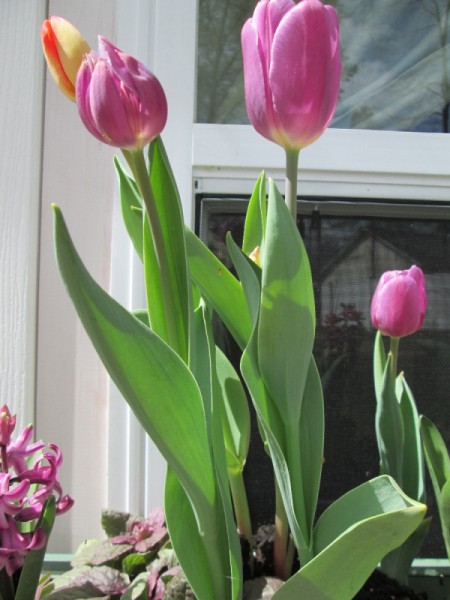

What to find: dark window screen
left=196, top=195, right=450, bottom=558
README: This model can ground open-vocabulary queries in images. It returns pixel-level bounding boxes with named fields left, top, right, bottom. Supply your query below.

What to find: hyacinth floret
left=0, top=404, right=73, bottom=576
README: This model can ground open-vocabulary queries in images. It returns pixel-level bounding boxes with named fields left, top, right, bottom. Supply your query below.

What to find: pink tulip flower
left=371, top=266, right=427, bottom=338
left=241, top=0, right=341, bottom=151
left=76, top=37, right=168, bottom=149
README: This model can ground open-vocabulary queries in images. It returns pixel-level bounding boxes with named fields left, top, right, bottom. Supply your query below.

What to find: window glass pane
left=197, top=195, right=450, bottom=557
left=197, top=0, right=450, bottom=132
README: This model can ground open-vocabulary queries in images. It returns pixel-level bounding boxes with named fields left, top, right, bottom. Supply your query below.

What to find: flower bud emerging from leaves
left=249, top=246, right=261, bottom=267
left=371, top=265, right=427, bottom=338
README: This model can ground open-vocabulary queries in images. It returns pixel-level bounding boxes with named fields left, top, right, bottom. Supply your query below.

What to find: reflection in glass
left=197, top=195, right=450, bottom=556
left=197, top=0, right=450, bottom=132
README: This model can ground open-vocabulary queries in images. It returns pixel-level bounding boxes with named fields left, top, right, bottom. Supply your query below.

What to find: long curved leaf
left=114, top=157, right=143, bottom=261
left=420, top=415, right=450, bottom=557
left=185, top=226, right=252, bottom=350
left=15, top=497, right=56, bottom=600
left=273, top=476, right=426, bottom=600
left=242, top=172, right=266, bottom=256
left=258, top=180, right=315, bottom=425
left=146, top=137, right=192, bottom=362
left=53, top=205, right=215, bottom=522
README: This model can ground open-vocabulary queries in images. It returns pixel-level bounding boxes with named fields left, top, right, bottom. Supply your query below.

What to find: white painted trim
left=193, top=125, right=450, bottom=201
left=0, top=2, right=46, bottom=429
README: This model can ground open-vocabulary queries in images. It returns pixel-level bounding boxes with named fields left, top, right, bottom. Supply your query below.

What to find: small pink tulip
left=371, top=266, right=427, bottom=338
left=241, top=0, right=341, bottom=151
left=76, top=37, right=167, bottom=149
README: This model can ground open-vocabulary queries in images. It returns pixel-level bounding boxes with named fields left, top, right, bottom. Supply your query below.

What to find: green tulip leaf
left=397, top=374, right=424, bottom=502
left=145, top=136, right=191, bottom=362
left=114, top=157, right=143, bottom=262
left=439, top=480, right=450, bottom=559
left=420, top=415, right=450, bottom=557
left=270, top=576, right=330, bottom=600
left=189, top=303, right=242, bottom=600
left=215, top=346, right=250, bottom=473
left=164, top=469, right=217, bottom=600
left=53, top=205, right=216, bottom=524
left=299, top=356, right=324, bottom=539
left=15, top=496, right=56, bottom=600
left=185, top=226, right=252, bottom=351
left=143, top=215, right=169, bottom=344
left=272, top=476, right=426, bottom=600
left=242, top=172, right=266, bottom=256
left=380, top=517, right=431, bottom=584
left=226, top=232, right=261, bottom=332
left=375, top=354, right=404, bottom=484
left=258, top=180, right=315, bottom=425
left=199, top=304, right=243, bottom=600
left=373, top=331, right=386, bottom=404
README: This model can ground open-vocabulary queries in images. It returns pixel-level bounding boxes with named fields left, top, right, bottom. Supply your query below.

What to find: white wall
left=0, top=2, right=46, bottom=429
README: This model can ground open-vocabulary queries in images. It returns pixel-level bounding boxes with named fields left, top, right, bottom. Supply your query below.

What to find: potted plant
left=38, top=2, right=431, bottom=599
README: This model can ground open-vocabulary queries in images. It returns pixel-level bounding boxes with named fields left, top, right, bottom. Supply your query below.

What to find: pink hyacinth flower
left=0, top=475, right=30, bottom=529
left=16, top=444, right=74, bottom=521
left=371, top=265, right=427, bottom=338
left=0, top=517, right=45, bottom=576
left=241, top=0, right=341, bottom=151
left=6, top=424, right=45, bottom=476
left=76, top=37, right=167, bottom=149
left=0, top=406, right=16, bottom=446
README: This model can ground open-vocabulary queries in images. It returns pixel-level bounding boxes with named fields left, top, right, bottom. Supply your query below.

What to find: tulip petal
left=50, top=16, right=90, bottom=85
left=41, top=20, right=75, bottom=100
left=270, top=0, right=341, bottom=149
left=242, top=19, right=278, bottom=142
left=89, top=60, right=135, bottom=147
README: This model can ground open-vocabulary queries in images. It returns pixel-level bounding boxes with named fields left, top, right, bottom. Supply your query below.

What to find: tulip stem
left=274, top=479, right=289, bottom=579
left=285, top=149, right=300, bottom=221
left=122, top=148, right=180, bottom=354
left=229, top=469, right=253, bottom=546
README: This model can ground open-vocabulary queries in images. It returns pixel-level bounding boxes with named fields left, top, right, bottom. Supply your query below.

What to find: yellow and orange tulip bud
left=41, top=16, right=90, bottom=101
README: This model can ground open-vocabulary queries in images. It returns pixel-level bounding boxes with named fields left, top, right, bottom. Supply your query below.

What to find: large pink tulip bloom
left=371, top=266, right=427, bottom=338
left=76, top=37, right=167, bottom=149
left=242, top=0, right=341, bottom=151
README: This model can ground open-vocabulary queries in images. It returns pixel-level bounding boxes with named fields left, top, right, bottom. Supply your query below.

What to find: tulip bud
left=371, top=266, right=427, bottom=338
left=41, top=16, right=90, bottom=101
left=249, top=246, right=261, bottom=266
left=241, top=0, right=341, bottom=151
left=76, top=37, right=168, bottom=150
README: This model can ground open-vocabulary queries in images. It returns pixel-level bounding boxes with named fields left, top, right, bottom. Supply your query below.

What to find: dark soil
left=354, top=570, right=427, bottom=599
